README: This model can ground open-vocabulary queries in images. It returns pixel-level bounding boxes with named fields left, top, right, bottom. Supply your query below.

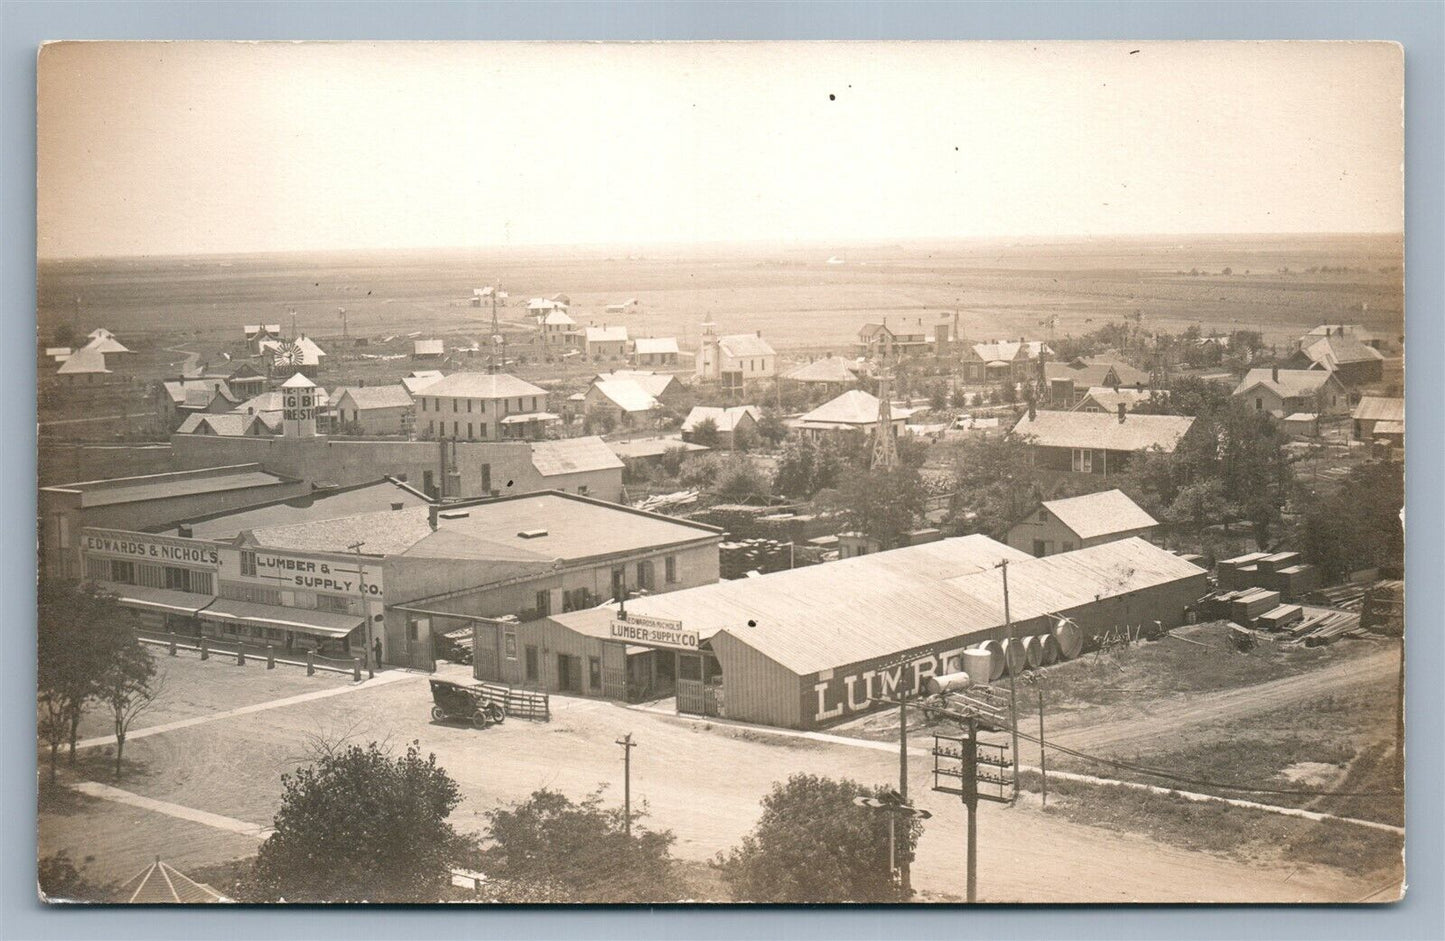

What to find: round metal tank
left=1022, top=635, right=1045, bottom=669
left=923, top=672, right=971, bottom=695
left=1040, top=633, right=1061, bottom=665
left=1001, top=637, right=1028, bottom=676
left=962, top=646, right=1001, bottom=683
left=1052, top=619, right=1084, bottom=660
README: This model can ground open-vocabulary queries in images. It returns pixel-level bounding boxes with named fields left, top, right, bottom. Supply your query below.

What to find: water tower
left=280, top=372, right=318, bottom=438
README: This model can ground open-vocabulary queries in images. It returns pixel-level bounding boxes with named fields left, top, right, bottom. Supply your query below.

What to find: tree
left=98, top=641, right=162, bottom=778
left=928, top=381, right=949, bottom=411
left=948, top=433, right=1046, bottom=539
left=52, top=323, right=78, bottom=349
left=252, top=741, right=472, bottom=902
left=687, top=417, right=719, bottom=449
left=659, top=445, right=688, bottom=479
left=714, top=455, right=772, bottom=501
left=773, top=437, right=847, bottom=499
left=731, top=421, right=759, bottom=453
left=756, top=407, right=789, bottom=447
left=1296, top=462, right=1404, bottom=583
left=481, top=788, right=683, bottom=903
left=825, top=463, right=926, bottom=549
left=715, top=774, right=923, bottom=903
left=37, top=580, right=134, bottom=780
left=38, top=852, right=114, bottom=903
left=1164, top=479, right=1242, bottom=538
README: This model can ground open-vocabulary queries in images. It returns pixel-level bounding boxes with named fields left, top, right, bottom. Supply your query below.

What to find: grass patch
left=1017, top=770, right=1402, bottom=880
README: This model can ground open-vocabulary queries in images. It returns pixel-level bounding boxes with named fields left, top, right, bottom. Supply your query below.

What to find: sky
left=37, top=41, right=1404, bottom=258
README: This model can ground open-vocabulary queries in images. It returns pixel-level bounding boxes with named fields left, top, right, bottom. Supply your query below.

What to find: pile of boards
left=1280, top=608, right=1364, bottom=648
left=720, top=538, right=805, bottom=579
left=1217, top=550, right=1319, bottom=599
left=1199, top=586, right=1304, bottom=633
left=631, top=489, right=699, bottom=514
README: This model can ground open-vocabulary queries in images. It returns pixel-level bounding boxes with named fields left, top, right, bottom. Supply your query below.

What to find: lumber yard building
left=530, top=534, right=1205, bottom=728
left=74, top=487, right=721, bottom=669
left=40, top=464, right=307, bottom=579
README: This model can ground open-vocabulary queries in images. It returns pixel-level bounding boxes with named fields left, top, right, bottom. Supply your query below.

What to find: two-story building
left=584, top=325, right=630, bottom=360
left=696, top=322, right=777, bottom=391
left=1231, top=367, right=1350, bottom=418
left=414, top=372, right=556, bottom=441
left=960, top=339, right=1052, bottom=384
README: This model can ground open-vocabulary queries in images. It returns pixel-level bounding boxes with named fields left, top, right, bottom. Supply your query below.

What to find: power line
left=1007, top=725, right=1401, bottom=799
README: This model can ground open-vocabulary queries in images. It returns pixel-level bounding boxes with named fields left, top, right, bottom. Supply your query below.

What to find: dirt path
left=1045, top=644, right=1400, bottom=755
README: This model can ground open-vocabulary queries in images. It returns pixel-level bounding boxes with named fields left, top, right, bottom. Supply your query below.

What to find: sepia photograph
left=34, top=39, right=1407, bottom=906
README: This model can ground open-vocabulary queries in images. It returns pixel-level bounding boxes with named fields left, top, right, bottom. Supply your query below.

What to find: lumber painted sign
left=810, top=646, right=971, bottom=723
left=609, top=614, right=698, bottom=651
left=219, top=547, right=384, bottom=596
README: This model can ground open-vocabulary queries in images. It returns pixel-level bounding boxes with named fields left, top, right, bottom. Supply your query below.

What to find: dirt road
left=1044, top=643, right=1400, bottom=755
left=47, top=661, right=1377, bottom=904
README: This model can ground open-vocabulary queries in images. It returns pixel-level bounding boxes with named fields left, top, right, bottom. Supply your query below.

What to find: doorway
left=556, top=653, right=583, bottom=693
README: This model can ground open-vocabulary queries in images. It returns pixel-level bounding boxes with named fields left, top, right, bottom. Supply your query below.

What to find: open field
left=39, top=235, right=1403, bottom=360
left=39, top=650, right=1395, bottom=903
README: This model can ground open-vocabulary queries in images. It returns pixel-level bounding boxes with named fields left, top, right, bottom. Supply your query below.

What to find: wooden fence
left=473, top=678, right=550, bottom=722
left=138, top=630, right=364, bottom=680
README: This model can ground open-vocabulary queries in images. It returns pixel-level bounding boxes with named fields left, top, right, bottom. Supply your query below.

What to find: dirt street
left=42, top=657, right=1375, bottom=903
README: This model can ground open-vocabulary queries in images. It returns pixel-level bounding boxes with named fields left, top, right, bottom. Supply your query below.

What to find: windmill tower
left=488, top=281, right=504, bottom=374
left=871, top=361, right=898, bottom=470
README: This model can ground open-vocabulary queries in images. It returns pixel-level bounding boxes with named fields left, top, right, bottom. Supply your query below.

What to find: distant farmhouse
left=783, top=356, right=864, bottom=393
left=1285, top=328, right=1385, bottom=387
left=333, top=384, right=417, bottom=436
left=1043, top=356, right=1150, bottom=408
left=960, top=339, right=1052, bottom=384
left=855, top=316, right=955, bottom=360
left=632, top=336, right=681, bottom=368
left=584, top=325, right=629, bottom=360
left=793, top=390, right=907, bottom=448
left=682, top=405, right=761, bottom=450
left=1232, top=367, right=1349, bottom=418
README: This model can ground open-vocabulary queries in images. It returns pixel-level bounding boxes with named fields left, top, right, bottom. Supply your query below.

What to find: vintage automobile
left=429, top=678, right=506, bottom=728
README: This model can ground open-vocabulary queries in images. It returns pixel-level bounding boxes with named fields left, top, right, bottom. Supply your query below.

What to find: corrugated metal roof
left=944, top=537, right=1205, bottom=624
left=1352, top=396, right=1404, bottom=424
left=244, top=492, right=715, bottom=563
left=44, top=465, right=292, bottom=507
left=530, top=436, right=625, bottom=476
left=1040, top=489, right=1158, bottom=540
left=1012, top=410, right=1195, bottom=453
left=548, top=534, right=1031, bottom=674
left=157, top=479, right=430, bottom=539
left=420, top=372, right=547, bottom=400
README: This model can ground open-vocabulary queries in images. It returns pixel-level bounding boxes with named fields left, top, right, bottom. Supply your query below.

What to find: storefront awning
left=199, top=599, right=363, bottom=638
left=500, top=412, right=561, bottom=424
left=110, top=584, right=213, bottom=615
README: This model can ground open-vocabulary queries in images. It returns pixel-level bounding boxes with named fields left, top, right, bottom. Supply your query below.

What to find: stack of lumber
left=1229, top=588, right=1282, bottom=624
left=1306, top=582, right=1372, bottom=610
left=1255, top=603, right=1304, bottom=631
left=1218, top=552, right=1269, bottom=590
left=721, top=538, right=800, bottom=579
left=1281, top=609, right=1363, bottom=648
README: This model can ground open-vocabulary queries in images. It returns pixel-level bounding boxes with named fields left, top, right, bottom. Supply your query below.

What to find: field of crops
left=39, top=234, right=1404, bottom=360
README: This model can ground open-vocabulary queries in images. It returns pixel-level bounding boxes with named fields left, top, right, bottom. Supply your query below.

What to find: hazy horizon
left=39, top=42, right=1403, bottom=259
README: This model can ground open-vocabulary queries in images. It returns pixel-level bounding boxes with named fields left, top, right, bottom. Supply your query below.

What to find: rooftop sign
left=609, top=614, right=697, bottom=651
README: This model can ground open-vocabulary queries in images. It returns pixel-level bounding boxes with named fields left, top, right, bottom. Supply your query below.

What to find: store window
left=636, top=560, right=655, bottom=591
left=1071, top=448, right=1094, bottom=473
left=110, top=559, right=136, bottom=584
left=241, top=550, right=257, bottom=577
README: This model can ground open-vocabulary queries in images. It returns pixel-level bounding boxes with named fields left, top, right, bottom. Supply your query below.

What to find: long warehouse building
left=533, top=535, right=1207, bottom=728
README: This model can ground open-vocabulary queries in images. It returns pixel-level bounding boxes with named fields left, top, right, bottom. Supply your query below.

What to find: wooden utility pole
left=964, top=717, right=978, bottom=903
left=616, top=733, right=637, bottom=837
left=1037, top=687, right=1048, bottom=808
left=997, top=559, right=1019, bottom=801
left=348, top=540, right=375, bottom=678
left=897, top=695, right=911, bottom=897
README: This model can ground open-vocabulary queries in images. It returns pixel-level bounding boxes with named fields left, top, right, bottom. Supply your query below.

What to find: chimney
left=1272, top=365, right=1279, bottom=383
left=428, top=504, right=439, bottom=531
left=1117, top=403, right=1127, bottom=423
